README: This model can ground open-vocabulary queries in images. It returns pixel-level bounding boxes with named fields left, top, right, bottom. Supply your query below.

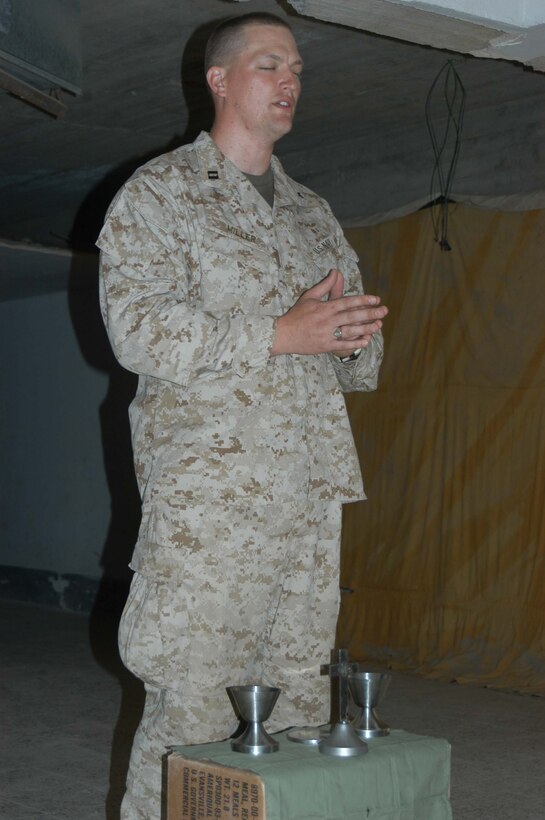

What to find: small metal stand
left=287, top=726, right=327, bottom=746
left=319, top=649, right=368, bottom=758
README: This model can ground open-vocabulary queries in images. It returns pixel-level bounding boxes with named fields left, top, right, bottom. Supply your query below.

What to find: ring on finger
left=333, top=327, right=343, bottom=339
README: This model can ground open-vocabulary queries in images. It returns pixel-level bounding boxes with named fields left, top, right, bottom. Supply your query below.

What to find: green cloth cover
left=171, top=729, right=453, bottom=819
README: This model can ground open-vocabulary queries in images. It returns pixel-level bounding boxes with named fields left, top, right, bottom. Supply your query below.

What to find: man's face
left=220, top=24, right=303, bottom=144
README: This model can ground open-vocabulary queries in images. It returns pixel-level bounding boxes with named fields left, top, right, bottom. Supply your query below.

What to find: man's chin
left=271, top=119, right=294, bottom=141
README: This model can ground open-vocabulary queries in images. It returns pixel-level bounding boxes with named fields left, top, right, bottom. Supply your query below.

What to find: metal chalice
left=226, top=684, right=281, bottom=755
left=349, top=671, right=392, bottom=739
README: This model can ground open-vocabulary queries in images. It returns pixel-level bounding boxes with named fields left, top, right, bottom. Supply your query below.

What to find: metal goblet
left=349, top=671, right=392, bottom=739
left=226, top=684, right=281, bottom=755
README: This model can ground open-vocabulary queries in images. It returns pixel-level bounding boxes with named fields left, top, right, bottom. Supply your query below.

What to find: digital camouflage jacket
left=98, top=133, right=383, bottom=569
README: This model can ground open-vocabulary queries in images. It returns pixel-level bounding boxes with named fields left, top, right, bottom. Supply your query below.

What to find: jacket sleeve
left=328, top=221, right=384, bottom=393
left=97, top=178, right=277, bottom=387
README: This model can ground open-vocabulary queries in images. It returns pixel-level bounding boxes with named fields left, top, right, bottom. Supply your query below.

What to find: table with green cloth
left=170, top=728, right=453, bottom=820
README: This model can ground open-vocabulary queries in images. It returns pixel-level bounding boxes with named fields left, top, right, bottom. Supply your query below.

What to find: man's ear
left=206, top=66, right=226, bottom=98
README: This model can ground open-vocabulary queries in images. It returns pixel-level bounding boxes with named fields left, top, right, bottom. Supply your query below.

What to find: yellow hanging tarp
left=338, top=205, right=545, bottom=694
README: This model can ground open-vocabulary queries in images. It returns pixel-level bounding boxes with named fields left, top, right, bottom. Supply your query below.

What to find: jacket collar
left=190, top=131, right=300, bottom=211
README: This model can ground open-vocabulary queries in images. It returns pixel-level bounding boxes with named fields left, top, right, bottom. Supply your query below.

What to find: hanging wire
left=425, top=60, right=466, bottom=251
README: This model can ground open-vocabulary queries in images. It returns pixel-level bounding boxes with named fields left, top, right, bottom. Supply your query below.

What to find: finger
left=336, top=322, right=381, bottom=343
left=301, top=269, right=338, bottom=301
left=329, top=269, right=345, bottom=301
left=336, top=306, right=387, bottom=327
left=349, top=320, right=382, bottom=336
left=330, top=293, right=385, bottom=312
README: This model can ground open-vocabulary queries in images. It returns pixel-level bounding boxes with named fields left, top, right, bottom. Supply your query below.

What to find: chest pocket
left=303, top=227, right=360, bottom=291
left=309, top=234, right=342, bottom=276
left=198, top=214, right=274, bottom=313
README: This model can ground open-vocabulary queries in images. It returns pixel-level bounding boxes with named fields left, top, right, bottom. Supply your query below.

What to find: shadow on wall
left=63, top=23, right=223, bottom=817
left=68, top=20, right=215, bottom=252
left=66, top=21, right=218, bottom=618
left=67, top=250, right=140, bottom=611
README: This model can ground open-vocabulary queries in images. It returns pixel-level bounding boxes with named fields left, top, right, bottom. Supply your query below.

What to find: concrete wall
left=0, top=247, right=139, bottom=610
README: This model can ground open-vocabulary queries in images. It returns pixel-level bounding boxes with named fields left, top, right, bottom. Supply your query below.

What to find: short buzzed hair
left=204, top=12, right=292, bottom=73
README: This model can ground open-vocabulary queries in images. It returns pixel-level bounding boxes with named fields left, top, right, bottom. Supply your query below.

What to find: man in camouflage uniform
left=98, top=12, right=387, bottom=819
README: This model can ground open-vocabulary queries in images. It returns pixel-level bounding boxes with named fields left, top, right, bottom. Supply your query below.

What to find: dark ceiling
left=1, top=0, right=545, bottom=254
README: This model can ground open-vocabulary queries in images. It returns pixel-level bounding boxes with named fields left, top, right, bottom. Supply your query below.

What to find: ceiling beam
left=286, top=0, right=545, bottom=71
left=0, top=68, right=66, bottom=118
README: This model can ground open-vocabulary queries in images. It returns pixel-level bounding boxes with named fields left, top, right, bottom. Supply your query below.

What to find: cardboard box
left=167, top=754, right=266, bottom=820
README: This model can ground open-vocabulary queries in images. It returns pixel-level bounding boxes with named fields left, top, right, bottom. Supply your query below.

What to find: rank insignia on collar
left=207, top=170, right=219, bottom=179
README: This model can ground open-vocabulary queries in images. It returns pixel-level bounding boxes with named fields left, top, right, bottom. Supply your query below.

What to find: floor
left=1, top=599, right=544, bottom=820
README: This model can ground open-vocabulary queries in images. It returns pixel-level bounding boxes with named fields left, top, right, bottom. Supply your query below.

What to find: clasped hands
left=271, top=269, right=388, bottom=357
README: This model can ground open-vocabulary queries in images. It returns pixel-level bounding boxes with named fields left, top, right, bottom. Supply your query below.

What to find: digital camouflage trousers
left=118, top=500, right=342, bottom=819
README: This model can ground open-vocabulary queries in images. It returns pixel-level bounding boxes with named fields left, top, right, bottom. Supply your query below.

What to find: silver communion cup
left=348, top=671, right=392, bottom=739
left=226, top=684, right=281, bottom=755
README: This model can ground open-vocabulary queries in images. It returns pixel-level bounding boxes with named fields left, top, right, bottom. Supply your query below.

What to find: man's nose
left=279, top=69, right=297, bottom=91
